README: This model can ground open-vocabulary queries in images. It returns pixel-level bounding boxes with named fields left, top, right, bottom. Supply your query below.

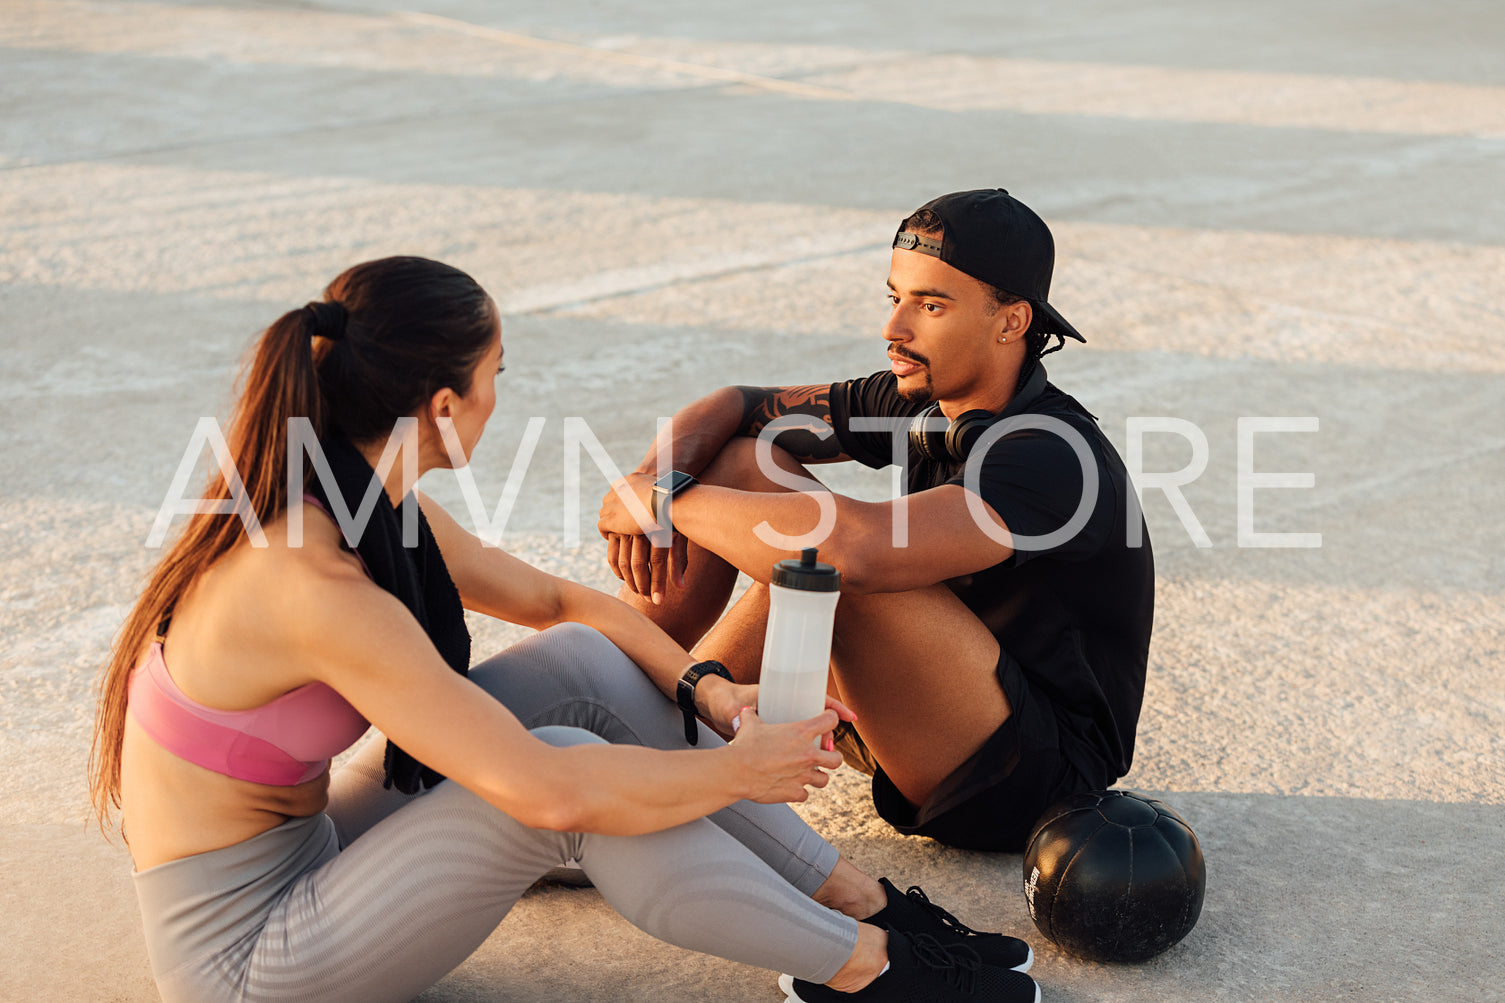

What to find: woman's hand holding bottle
left=725, top=705, right=846, bottom=804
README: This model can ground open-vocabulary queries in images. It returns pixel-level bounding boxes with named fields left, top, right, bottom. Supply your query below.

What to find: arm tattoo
left=734, top=385, right=846, bottom=463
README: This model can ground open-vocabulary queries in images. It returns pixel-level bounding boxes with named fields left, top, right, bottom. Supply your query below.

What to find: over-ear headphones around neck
left=908, top=405, right=996, bottom=463
left=905, top=363, right=1051, bottom=464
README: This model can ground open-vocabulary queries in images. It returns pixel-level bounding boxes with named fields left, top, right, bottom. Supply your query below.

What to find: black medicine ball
left=1022, top=790, right=1206, bottom=963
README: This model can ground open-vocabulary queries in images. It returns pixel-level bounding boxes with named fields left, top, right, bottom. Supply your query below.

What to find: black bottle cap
left=770, top=547, right=841, bottom=592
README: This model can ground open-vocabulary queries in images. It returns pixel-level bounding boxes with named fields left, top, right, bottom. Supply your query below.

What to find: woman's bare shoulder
left=167, top=509, right=386, bottom=691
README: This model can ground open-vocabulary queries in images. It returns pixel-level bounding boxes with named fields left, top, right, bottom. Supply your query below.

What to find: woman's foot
left=781, top=927, right=1040, bottom=1002
left=811, top=858, right=887, bottom=919
left=813, top=862, right=1033, bottom=973
left=865, top=878, right=1033, bottom=972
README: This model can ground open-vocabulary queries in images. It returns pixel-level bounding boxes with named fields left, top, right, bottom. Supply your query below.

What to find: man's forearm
left=663, top=483, right=866, bottom=585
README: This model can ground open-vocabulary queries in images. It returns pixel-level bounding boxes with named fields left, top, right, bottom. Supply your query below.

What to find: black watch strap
left=676, top=660, right=733, bottom=745
left=652, top=470, right=698, bottom=535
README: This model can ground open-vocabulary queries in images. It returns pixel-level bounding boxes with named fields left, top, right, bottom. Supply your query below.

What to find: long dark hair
left=89, top=256, right=497, bottom=833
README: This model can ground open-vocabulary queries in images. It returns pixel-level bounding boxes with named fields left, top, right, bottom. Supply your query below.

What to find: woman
left=89, top=256, right=1040, bottom=1003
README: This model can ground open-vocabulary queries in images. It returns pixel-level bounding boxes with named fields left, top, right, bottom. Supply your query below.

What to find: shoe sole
left=777, top=972, right=1041, bottom=1002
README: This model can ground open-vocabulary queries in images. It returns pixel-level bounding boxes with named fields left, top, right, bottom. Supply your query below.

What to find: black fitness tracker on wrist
left=676, top=660, right=733, bottom=745
left=651, top=470, right=699, bottom=535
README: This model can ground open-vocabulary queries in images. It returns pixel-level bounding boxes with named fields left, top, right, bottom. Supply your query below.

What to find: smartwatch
left=676, top=659, right=733, bottom=745
left=651, top=470, right=699, bottom=535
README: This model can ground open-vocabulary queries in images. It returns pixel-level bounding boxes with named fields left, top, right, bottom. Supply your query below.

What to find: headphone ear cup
left=908, top=403, right=947, bottom=462
left=944, top=409, right=997, bottom=463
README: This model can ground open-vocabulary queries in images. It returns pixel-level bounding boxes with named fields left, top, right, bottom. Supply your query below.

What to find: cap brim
left=1038, top=302, right=1086, bottom=343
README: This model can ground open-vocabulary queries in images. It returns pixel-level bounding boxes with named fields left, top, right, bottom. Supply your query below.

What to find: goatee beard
left=897, top=377, right=933, bottom=405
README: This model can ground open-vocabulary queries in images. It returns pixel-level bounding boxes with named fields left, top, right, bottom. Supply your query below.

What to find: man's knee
left=699, top=436, right=813, bottom=493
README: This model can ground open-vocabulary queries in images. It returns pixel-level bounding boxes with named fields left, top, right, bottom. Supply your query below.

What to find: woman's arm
left=417, top=493, right=755, bottom=734
left=298, top=567, right=840, bottom=835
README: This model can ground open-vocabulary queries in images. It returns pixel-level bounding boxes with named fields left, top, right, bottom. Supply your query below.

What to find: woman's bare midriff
left=121, top=715, right=333, bottom=871
left=117, top=519, right=371, bottom=871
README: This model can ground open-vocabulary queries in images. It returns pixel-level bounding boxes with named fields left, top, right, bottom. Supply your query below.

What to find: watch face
left=653, top=471, right=695, bottom=539
left=658, top=470, right=694, bottom=495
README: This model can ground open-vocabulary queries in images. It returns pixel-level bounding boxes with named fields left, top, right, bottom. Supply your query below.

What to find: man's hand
left=599, top=473, right=688, bottom=604
left=598, top=471, right=658, bottom=537
left=603, top=531, right=689, bottom=603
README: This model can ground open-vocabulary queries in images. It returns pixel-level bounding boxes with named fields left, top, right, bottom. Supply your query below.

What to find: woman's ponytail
left=90, top=256, right=495, bottom=835
left=303, top=300, right=347, bottom=343
left=88, top=298, right=330, bottom=833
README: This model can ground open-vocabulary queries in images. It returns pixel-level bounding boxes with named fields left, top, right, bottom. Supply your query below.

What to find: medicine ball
left=1021, top=790, right=1205, bottom=963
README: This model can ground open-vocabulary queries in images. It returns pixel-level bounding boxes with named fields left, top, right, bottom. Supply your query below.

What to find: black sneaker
left=778, top=928, right=1040, bottom=1003
left=865, top=878, right=1034, bottom=973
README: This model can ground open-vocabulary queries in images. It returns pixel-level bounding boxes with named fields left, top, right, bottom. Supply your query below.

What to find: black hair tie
left=303, top=300, right=348, bottom=341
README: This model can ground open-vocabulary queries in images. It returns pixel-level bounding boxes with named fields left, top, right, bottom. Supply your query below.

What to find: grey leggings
left=132, top=624, right=858, bottom=1002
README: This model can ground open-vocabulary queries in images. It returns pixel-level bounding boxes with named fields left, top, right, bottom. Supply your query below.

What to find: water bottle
left=757, top=547, right=841, bottom=726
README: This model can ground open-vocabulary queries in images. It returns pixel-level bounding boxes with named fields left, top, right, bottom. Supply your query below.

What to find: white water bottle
left=757, top=548, right=841, bottom=726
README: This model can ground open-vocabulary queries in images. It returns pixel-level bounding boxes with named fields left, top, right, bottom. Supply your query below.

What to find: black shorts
left=833, top=649, right=1109, bottom=852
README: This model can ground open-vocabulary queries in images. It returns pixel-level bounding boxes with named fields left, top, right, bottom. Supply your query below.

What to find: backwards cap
left=893, top=188, right=1084, bottom=344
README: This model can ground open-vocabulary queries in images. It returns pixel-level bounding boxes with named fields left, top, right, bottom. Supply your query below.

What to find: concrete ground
left=2, top=1, right=1502, bottom=999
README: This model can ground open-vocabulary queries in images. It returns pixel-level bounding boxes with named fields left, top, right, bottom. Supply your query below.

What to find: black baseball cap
left=893, top=188, right=1085, bottom=344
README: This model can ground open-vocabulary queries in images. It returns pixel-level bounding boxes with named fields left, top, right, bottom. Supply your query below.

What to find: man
left=598, top=188, right=1154, bottom=852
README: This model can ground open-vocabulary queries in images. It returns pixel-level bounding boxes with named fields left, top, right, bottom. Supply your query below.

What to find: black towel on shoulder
left=308, top=436, right=471, bottom=794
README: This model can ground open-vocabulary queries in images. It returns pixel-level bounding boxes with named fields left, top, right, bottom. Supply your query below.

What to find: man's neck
left=940, top=358, right=1028, bottom=419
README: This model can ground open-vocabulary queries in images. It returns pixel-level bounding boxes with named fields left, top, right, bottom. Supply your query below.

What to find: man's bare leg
left=614, top=538, right=740, bottom=650
left=681, top=580, right=767, bottom=684
left=615, top=437, right=803, bottom=658
left=828, top=586, right=1009, bottom=808
left=688, top=574, right=1007, bottom=808
left=618, top=438, right=1011, bottom=809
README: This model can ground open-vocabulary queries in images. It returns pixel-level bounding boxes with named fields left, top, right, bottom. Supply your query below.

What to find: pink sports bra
left=128, top=642, right=369, bottom=786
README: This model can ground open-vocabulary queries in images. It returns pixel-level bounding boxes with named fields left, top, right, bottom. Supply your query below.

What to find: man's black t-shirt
left=828, top=365, right=1154, bottom=785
